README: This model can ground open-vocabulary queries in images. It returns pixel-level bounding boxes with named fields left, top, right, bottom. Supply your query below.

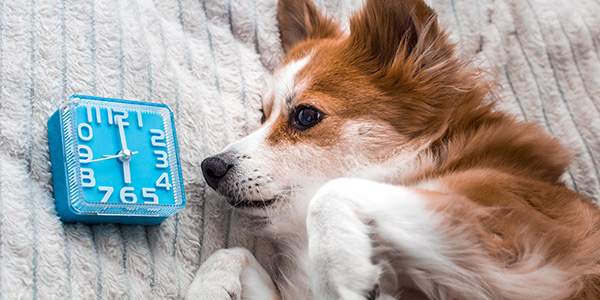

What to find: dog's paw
left=306, top=179, right=382, bottom=300
left=186, top=247, right=279, bottom=300
left=186, top=248, right=247, bottom=300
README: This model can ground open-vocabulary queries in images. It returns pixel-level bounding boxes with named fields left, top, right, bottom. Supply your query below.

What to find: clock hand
left=87, top=151, right=139, bottom=163
left=116, top=117, right=132, bottom=184
left=116, top=117, right=129, bottom=150
left=123, top=160, right=131, bottom=184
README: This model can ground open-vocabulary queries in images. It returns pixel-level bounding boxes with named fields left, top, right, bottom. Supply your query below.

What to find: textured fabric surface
left=0, top=0, right=598, bottom=298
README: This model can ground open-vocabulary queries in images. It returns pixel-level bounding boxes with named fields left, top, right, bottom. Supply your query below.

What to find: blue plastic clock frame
left=47, top=95, right=186, bottom=225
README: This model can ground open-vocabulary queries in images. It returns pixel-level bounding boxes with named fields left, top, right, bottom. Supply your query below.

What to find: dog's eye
left=259, top=108, right=266, bottom=124
left=292, top=105, right=323, bottom=130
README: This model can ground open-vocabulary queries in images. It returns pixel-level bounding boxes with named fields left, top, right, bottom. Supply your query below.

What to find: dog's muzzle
left=201, top=151, right=278, bottom=208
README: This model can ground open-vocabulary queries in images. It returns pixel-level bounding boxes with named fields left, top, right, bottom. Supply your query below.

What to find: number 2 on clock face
left=75, top=105, right=176, bottom=205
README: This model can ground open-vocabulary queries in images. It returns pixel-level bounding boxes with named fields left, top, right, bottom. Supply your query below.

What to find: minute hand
left=117, top=117, right=129, bottom=150
left=116, top=117, right=132, bottom=184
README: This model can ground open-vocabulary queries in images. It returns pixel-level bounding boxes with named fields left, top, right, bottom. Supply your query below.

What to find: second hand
left=88, top=151, right=139, bottom=163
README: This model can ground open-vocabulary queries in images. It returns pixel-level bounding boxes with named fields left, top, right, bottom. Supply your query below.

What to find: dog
left=187, top=0, right=600, bottom=299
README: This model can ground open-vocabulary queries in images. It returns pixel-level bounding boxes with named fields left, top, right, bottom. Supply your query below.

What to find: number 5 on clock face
left=47, top=95, right=186, bottom=225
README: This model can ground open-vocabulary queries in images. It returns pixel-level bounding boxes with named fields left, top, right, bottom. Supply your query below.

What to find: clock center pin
left=120, top=149, right=133, bottom=161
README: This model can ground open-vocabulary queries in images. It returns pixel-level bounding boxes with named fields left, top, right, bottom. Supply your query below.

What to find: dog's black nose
left=201, top=154, right=234, bottom=190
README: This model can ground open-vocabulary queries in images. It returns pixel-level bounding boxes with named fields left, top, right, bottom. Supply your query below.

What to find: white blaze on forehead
left=222, top=56, right=311, bottom=154
left=272, top=55, right=312, bottom=115
left=223, top=55, right=312, bottom=155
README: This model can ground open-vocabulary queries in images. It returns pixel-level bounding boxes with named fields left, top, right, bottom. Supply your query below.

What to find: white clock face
left=60, top=96, right=184, bottom=216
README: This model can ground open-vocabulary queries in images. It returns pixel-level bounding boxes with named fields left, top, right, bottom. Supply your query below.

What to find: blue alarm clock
left=47, top=95, right=186, bottom=225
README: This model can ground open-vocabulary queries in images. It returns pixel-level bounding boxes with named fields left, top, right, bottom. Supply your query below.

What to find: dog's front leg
left=307, top=178, right=393, bottom=300
left=186, top=247, right=280, bottom=300
left=307, top=178, right=443, bottom=300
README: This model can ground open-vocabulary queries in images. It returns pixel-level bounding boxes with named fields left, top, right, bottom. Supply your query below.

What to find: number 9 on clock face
left=47, top=95, right=186, bottom=225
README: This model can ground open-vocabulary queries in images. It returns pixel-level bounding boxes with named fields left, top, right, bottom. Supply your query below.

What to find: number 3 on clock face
left=47, top=95, right=186, bottom=225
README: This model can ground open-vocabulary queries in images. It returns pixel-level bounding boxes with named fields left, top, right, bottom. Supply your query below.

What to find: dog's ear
left=348, top=0, right=453, bottom=73
left=277, top=0, right=342, bottom=53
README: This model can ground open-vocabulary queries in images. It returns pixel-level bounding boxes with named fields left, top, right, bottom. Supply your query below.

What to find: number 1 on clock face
left=76, top=105, right=175, bottom=205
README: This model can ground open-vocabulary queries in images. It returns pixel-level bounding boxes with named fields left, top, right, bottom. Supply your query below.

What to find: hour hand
left=122, top=159, right=131, bottom=184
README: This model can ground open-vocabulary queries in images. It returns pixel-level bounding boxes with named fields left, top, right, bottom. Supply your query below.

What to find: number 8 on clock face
left=48, top=95, right=186, bottom=225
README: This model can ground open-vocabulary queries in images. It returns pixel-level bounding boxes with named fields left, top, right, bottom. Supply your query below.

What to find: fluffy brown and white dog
left=187, top=0, right=600, bottom=299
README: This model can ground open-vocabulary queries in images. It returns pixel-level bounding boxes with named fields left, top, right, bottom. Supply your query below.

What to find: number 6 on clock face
left=47, top=95, right=186, bottom=225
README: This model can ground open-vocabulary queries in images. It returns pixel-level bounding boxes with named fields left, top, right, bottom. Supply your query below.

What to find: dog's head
left=201, top=0, right=487, bottom=211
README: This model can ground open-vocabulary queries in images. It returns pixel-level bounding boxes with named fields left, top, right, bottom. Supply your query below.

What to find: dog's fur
left=187, top=0, right=600, bottom=299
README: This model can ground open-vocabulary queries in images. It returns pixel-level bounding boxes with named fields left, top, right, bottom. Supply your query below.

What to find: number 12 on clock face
left=48, top=95, right=186, bottom=225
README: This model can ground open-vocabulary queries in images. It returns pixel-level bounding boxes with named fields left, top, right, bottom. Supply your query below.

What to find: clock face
left=56, top=95, right=185, bottom=217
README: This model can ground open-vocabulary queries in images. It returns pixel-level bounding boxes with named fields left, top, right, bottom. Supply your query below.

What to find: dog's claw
left=367, top=284, right=380, bottom=300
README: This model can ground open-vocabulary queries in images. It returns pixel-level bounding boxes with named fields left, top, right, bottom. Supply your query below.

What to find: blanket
left=0, top=0, right=598, bottom=298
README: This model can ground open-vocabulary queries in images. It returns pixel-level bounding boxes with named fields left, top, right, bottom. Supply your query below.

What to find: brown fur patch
left=277, top=0, right=342, bottom=53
